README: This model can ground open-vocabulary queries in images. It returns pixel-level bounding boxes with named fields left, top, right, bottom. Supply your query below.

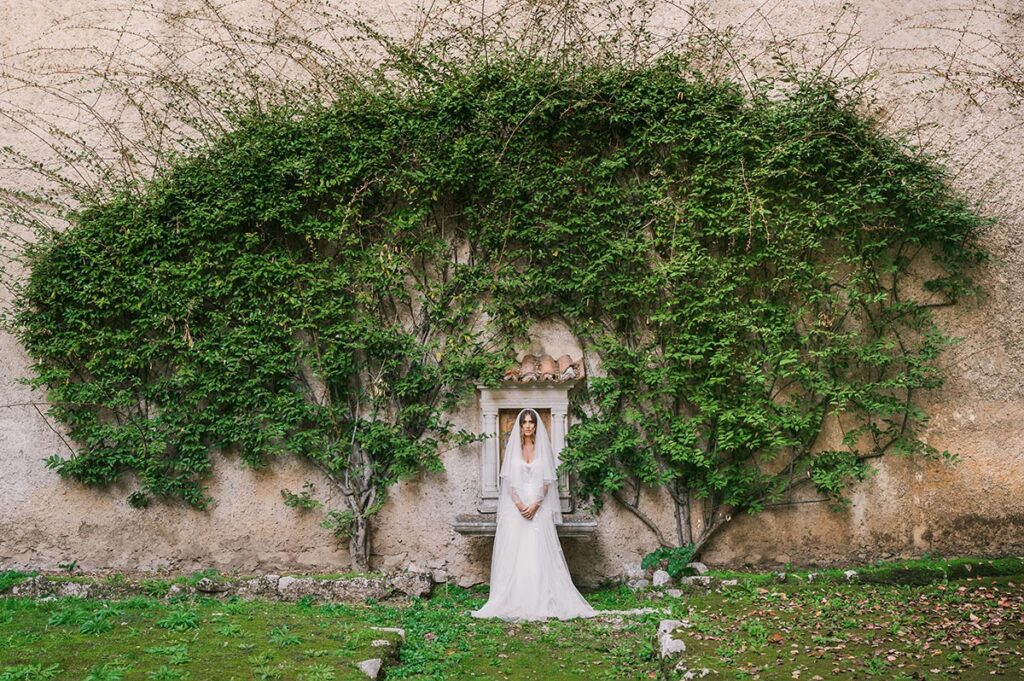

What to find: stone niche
left=454, top=353, right=597, bottom=538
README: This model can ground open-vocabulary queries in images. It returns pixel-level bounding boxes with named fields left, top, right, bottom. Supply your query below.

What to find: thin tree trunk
left=691, top=515, right=728, bottom=559
left=673, top=495, right=684, bottom=547
left=349, top=513, right=371, bottom=572
left=668, top=480, right=692, bottom=546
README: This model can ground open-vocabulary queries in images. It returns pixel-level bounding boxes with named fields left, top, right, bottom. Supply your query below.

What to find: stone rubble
left=657, top=618, right=691, bottom=678
left=356, top=658, right=383, bottom=679
left=657, top=619, right=688, bottom=658
left=6, top=571, right=432, bottom=603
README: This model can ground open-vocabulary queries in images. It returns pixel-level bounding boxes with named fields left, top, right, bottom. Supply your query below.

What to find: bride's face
left=520, top=412, right=536, bottom=438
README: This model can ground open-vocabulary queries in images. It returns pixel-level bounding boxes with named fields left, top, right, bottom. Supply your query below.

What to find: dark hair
left=519, top=410, right=536, bottom=426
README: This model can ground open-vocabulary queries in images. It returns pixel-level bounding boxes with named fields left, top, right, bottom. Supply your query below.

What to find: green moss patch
left=678, top=576, right=1024, bottom=680
left=706, top=557, right=1024, bottom=589
left=0, top=596, right=400, bottom=680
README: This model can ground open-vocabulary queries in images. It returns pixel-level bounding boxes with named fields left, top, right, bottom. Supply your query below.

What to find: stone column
left=551, top=408, right=573, bottom=513
left=479, top=411, right=499, bottom=513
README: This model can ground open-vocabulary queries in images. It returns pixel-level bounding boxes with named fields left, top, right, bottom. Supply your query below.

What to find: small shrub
left=156, top=610, right=199, bottom=632
left=0, top=664, right=61, bottom=681
left=79, top=616, right=113, bottom=635
left=641, top=545, right=696, bottom=578
left=84, top=663, right=129, bottom=681
left=268, top=626, right=302, bottom=646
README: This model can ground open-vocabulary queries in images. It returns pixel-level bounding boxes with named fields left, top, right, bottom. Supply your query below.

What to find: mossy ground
left=677, top=575, right=1024, bottom=680
left=1, top=558, right=1022, bottom=680
left=0, top=596, right=398, bottom=680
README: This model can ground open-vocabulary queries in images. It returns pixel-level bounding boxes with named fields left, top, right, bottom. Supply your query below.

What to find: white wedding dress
left=471, top=408, right=597, bottom=621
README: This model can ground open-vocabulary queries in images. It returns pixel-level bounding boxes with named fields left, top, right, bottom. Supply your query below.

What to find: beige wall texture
left=1, top=1, right=1022, bottom=586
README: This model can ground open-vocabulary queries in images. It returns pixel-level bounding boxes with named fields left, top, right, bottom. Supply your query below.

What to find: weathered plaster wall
left=1, top=1, right=1022, bottom=586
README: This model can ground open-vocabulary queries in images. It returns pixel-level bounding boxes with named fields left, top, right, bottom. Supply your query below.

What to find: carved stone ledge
left=453, top=513, right=598, bottom=538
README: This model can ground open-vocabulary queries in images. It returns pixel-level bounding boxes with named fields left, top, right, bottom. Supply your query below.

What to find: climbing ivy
left=9, top=47, right=987, bottom=564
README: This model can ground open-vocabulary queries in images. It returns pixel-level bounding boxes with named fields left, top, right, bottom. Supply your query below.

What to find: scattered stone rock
left=11, top=575, right=49, bottom=598
left=353, top=627, right=405, bottom=679
left=4, top=572, right=424, bottom=606
left=665, top=588, right=684, bottom=598
left=328, top=577, right=394, bottom=602
left=277, top=576, right=323, bottom=601
left=598, top=608, right=670, bottom=616
left=356, top=658, right=383, bottom=679
left=391, top=571, right=432, bottom=598
left=806, top=572, right=819, bottom=583
left=269, top=575, right=399, bottom=603
left=195, top=577, right=230, bottom=593
left=370, top=626, right=406, bottom=641
left=55, top=581, right=95, bottom=598
left=844, top=570, right=858, bottom=581
left=625, top=566, right=646, bottom=580
left=652, top=569, right=671, bottom=587
left=627, top=578, right=651, bottom=591
left=686, top=562, right=709, bottom=575
left=774, top=571, right=788, bottom=583
left=679, top=576, right=712, bottom=588
left=430, top=569, right=449, bottom=584
left=238, top=574, right=280, bottom=599
left=680, top=667, right=713, bottom=679
left=720, top=579, right=738, bottom=587
left=657, top=619, right=687, bottom=659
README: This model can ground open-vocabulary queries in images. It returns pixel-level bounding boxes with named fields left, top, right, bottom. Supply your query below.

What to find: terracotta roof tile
left=502, top=353, right=584, bottom=383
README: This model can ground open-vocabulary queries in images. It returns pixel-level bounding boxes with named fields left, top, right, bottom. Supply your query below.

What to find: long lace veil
left=499, top=408, right=563, bottom=525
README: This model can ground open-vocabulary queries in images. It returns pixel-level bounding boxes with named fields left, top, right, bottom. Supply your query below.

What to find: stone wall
left=1, top=1, right=1022, bottom=587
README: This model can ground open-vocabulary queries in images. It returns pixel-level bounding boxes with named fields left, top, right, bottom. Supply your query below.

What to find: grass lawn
left=373, top=573, right=1024, bottom=680
left=677, top=575, right=1024, bottom=680
left=0, top=596, right=400, bottom=680
left=1, top=558, right=1022, bottom=680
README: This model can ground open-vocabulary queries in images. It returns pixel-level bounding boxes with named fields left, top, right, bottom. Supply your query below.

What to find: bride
left=471, top=408, right=597, bottom=621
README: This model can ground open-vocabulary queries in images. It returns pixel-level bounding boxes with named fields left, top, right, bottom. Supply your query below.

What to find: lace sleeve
left=509, top=486, right=525, bottom=508
left=509, top=484, right=547, bottom=508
